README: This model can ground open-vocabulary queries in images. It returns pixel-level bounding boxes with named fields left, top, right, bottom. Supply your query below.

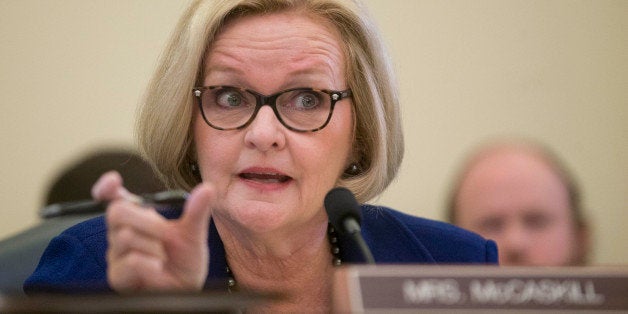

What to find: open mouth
left=239, top=172, right=292, bottom=183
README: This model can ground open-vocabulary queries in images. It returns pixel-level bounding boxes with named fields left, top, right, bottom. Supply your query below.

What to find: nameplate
left=333, top=265, right=628, bottom=313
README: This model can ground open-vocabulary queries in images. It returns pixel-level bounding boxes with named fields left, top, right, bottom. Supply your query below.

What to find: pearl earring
left=345, top=163, right=360, bottom=176
left=190, top=162, right=201, bottom=179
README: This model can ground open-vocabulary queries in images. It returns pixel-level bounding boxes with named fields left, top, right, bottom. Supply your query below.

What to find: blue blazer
left=24, top=205, right=497, bottom=294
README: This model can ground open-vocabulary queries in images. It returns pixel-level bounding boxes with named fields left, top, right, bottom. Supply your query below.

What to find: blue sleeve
left=23, top=233, right=111, bottom=294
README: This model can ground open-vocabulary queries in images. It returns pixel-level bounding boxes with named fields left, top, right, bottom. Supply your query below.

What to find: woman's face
left=193, top=11, right=353, bottom=233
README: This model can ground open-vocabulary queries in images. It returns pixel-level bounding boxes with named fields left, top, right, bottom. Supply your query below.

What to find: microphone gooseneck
left=324, top=187, right=375, bottom=264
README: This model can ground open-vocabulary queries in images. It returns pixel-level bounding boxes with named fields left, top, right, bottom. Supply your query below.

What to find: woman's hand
left=92, top=171, right=215, bottom=292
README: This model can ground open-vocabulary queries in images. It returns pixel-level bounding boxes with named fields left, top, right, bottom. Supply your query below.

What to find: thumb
left=179, top=182, right=215, bottom=237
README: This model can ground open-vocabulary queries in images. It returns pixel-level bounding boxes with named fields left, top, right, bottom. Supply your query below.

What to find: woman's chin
left=219, top=202, right=292, bottom=232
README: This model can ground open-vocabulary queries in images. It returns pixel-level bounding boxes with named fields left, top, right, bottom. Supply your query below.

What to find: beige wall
left=1, top=1, right=626, bottom=264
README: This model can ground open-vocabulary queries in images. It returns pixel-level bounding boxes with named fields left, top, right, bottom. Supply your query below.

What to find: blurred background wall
left=1, top=0, right=626, bottom=264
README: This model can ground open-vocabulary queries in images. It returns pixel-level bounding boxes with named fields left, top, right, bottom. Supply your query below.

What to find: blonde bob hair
left=137, top=0, right=403, bottom=203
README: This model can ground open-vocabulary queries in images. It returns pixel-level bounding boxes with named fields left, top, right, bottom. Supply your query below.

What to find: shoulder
left=360, top=205, right=498, bottom=264
left=362, top=205, right=485, bottom=243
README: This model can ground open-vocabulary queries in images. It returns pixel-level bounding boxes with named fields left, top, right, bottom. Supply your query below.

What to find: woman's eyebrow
left=204, top=67, right=336, bottom=89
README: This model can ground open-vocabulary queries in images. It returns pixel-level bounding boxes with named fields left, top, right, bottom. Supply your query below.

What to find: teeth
left=257, top=178, right=282, bottom=183
left=240, top=173, right=290, bottom=183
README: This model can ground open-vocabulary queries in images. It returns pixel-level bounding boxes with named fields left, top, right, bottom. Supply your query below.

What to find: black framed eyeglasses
left=192, top=86, right=352, bottom=132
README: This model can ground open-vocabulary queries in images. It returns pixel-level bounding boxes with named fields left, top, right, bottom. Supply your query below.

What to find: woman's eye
left=216, top=90, right=243, bottom=108
left=293, top=92, right=322, bottom=110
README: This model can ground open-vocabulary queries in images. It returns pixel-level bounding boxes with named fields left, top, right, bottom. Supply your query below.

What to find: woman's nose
left=243, top=106, right=286, bottom=151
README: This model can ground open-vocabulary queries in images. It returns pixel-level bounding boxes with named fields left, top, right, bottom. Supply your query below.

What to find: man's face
left=455, top=149, right=583, bottom=266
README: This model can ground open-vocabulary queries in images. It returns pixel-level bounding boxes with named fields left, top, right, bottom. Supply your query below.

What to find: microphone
left=324, top=187, right=375, bottom=264
left=39, top=190, right=189, bottom=219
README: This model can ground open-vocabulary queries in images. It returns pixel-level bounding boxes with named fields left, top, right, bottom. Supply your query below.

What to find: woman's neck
left=215, top=219, right=336, bottom=311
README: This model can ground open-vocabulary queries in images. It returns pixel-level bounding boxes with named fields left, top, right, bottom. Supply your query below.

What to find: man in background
left=43, top=148, right=165, bottom=205
left=447, top=139, right=591, bottom=266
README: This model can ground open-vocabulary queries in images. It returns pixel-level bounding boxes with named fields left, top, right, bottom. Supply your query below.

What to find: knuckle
left=115, top=227, right=135, bottom=246
left=124, top=251, right=146, bottom=270
left=106, top=201, right=127, bottom=224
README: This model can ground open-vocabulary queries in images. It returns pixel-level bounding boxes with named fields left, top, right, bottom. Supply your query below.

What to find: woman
left=25, top=0, right=497, bottom=312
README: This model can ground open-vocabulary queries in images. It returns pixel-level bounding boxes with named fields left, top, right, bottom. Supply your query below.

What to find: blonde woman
left=26, top=1, right=497, bottom=312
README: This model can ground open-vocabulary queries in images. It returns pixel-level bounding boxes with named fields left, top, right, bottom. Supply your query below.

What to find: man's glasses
left=193, top=86, right=352, bottom=132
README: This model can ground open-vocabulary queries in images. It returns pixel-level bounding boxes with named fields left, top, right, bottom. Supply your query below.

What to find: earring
left=190, top=162, right=201, bottom=180
left=344, top=163, right=360, bottom=176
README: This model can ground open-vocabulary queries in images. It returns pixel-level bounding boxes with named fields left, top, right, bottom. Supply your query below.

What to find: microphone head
left=324, top=187, right=361, bottom=234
